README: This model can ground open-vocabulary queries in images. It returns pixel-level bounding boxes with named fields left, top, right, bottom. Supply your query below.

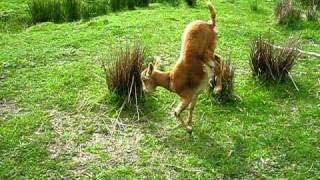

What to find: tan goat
left=141, top=0, right=222, bottom=134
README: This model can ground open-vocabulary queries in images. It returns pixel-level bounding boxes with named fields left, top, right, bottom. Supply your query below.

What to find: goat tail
left=205, top=0, right=216, bottom=26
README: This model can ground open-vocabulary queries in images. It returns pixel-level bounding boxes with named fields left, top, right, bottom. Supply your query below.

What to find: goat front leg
left=186, top=95, right=198, bottom=134
left=214, top=74, right=222, bottom=94
left=174, top=97, right=191, bottom=133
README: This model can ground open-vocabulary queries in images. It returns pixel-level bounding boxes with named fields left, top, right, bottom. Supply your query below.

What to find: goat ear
left=154, top=56, right=161, bottom=69
left=147, top=63, right=154, bottom=75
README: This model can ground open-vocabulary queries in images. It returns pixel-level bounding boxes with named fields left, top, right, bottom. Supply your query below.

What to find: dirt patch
left=249, top=156, right=280, bottom=178
left=89, top=132, right=141, bottom=166
left=0, top=100, right=23, bottom=120
left=47, top=109, right=143, bottom=177
left=47, top=110, right=82, bottom=159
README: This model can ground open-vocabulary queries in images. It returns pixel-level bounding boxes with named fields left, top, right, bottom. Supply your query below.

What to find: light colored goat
left=141, top=0, right=222, bottom=134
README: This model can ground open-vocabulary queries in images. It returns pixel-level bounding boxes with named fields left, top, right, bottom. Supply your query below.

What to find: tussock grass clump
left=250, top=0, right=258, bottom=11
left=28, top=0, right=110, bottom=23
left=80, top=3, right=91, bottom=20
left=80, top=0, right=109, bottom=19
left=157, top=0, right=181, bottom=6
left=128, top=0, right=136, bottom=10
left=109, top=0, right=150, bottom=11
left=136, top=0, right=150, bottom=7
left=63, top=0, right=81, bottom=22
left=102, top=43, right=146, bottom=104
left=275, top=0, right=302, bottom=26
left=209, top=59, right=235, bottom=102
left=28, top=0, right=81, bottom=23
left=306, top=6, right=318, bottom=21
left=51, top=0, right=64, bottom=22
left=250, top=36, right=300, bottom=81
left=28, top=0, right=64, bottom=23
left=185, top=0, right=197, bottom=7
left=109, top=0, right=131, bottom=11
left=109, top=0, right=122, bottom=11
left=299, top=0, right=320, bottom=9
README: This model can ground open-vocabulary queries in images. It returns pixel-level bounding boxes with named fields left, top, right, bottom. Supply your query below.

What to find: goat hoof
left=214, top=87, right=222, bottom=94
left=186, top=126, right=193, bottom=134
left=173, top=111, right=179, bottom=118
left=170, top=111, right=177, bottom=119
left=170, top=111, right=175, bottom=118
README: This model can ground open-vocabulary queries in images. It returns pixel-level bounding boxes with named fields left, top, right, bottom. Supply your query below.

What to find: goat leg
left=174, top=98, right=191, bottom=132
left=186, top=96, right=198, bottom=134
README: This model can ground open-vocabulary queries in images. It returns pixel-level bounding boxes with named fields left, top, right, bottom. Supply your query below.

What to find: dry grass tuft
left=250, top=36, right=300, bottom=81
left=275, top=0, right=302, bottom=26
left=101, top=43, right=145, bottom=105
left=209, top=59, right=235, bottom=101
left=306, top=6, right=318, bottom=21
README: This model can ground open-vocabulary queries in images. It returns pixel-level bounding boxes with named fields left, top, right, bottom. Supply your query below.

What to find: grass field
left=1, top=0, right=320, bottom=178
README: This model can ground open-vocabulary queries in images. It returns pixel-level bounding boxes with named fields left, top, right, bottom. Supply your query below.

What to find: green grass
left=0, top=0, right=30, bottom=32
left=1, top=0, right=320, bottom=178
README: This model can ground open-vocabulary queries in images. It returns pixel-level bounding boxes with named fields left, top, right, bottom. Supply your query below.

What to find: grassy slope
left=1, top=0, right=320, bottom=178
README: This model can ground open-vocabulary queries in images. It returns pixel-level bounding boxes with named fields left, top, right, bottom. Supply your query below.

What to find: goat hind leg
left=213, top=54, right=222, bottom=94
left=187, top=97, right=197, bottom=126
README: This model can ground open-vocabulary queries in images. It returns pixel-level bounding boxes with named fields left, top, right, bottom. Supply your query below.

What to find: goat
left=141, top=0, right=222, bottom=134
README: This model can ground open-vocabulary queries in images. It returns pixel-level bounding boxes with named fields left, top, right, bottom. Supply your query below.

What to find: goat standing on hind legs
left=141, top=0, right=222, bottom=134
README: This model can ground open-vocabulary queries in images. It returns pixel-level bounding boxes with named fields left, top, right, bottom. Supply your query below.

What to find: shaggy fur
left=141, top=0, right=221, bottom=133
